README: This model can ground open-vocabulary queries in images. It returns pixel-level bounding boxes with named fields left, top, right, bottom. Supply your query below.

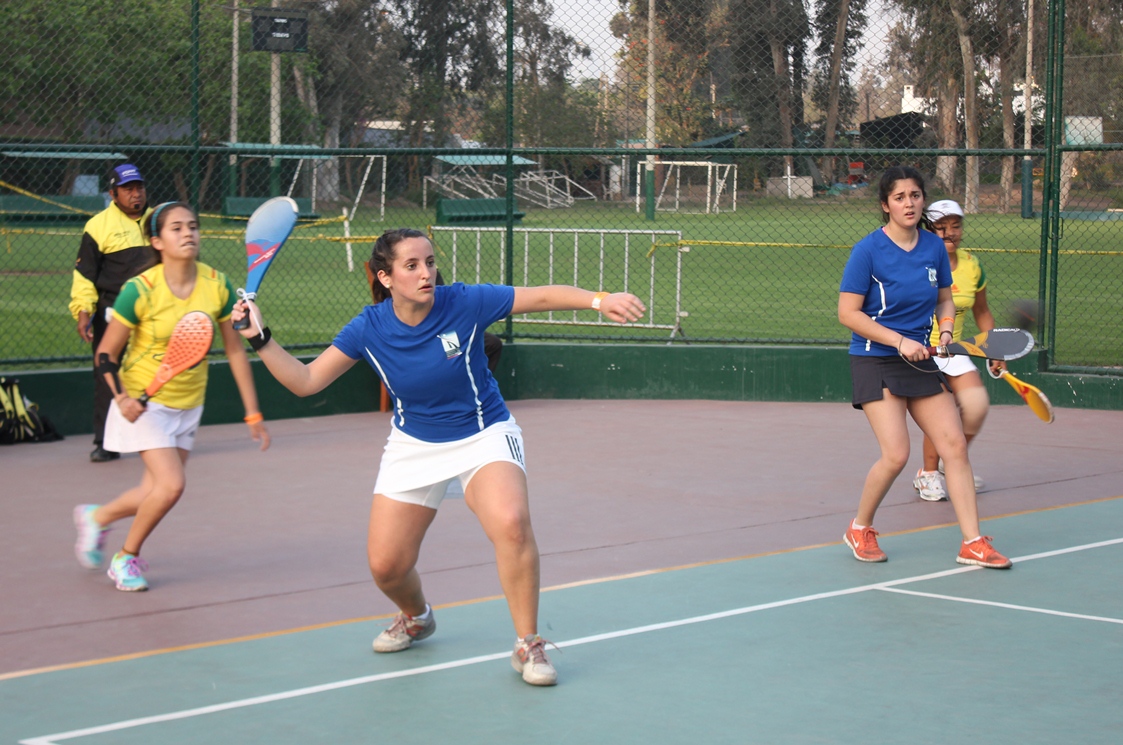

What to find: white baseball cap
left=927, top=199, right=964, bottom=222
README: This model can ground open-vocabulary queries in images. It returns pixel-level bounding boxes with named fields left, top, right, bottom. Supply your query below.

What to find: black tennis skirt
left=850, top=355, right=950, bottom=409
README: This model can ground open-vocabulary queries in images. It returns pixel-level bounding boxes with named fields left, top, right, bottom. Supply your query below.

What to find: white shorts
left=374, top=417, right=526, bottom=509
left=933, top=354, right=979, bottom=378
left=104, top=401, right=203, bottom=453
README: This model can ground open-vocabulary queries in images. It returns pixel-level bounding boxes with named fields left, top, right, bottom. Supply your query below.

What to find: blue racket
left=234, top=197, right=299, bottom=331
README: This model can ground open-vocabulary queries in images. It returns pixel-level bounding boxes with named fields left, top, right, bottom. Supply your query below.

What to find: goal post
left=634, top=160, right=737, bottom=214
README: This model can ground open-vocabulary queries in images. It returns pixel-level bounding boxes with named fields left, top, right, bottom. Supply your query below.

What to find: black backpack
left=0, top=377, right=64, bottom=444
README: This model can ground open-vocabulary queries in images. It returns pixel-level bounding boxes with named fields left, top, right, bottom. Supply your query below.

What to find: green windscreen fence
left=1, top=0, right=1120, bottom=371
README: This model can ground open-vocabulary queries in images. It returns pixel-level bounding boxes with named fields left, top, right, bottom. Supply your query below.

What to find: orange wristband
left=939, top=316, right=954, bottom=325
left=243, top=412, right=264, bottom=424
left=591, top=291, right=610, bottom=311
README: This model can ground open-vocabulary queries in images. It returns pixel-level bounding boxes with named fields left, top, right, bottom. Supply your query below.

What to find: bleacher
left=435, top=198, right=524, bottom=226
left=223, top=196, right=318, bottom=221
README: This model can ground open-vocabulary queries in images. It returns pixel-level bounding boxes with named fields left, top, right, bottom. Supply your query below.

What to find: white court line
left=21, top=536, right=1123, bottom=745
left=877, top=587, right=1123, bottom=625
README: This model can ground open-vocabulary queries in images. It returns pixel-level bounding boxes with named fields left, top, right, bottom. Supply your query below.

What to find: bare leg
left=98, top=447, right=189, bottom=556
left=463, top=462, right=540, bottom=639
left=855, top=392, right=911, bottom=526
left=367, top=494, right=437, bottom=617
left=909, top=392, right=981, bottom=541
left=922, top=370, right=988, bottom=471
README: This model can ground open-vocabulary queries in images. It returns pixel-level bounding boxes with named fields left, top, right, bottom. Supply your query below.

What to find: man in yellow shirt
left=68, top=164, right=155, bottom=462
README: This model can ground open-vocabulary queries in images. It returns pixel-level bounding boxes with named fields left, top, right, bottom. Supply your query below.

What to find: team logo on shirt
left=438, top=330, right=462, bottom=359
left=927, top=267, right=938, bottom=286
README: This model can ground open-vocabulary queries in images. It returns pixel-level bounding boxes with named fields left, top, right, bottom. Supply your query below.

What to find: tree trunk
left=936, top=74, right=959, bottom=193
left=770, top=46, right=793, bottom=147
left=197, top=154, right=216, bottom=208
left=320, top=93, right=343, bottom=204
left=950, top=0, right=978, bottom=213
left=998, top=47, right=1016, bottom=213
left=821, top=0, right=852, bottom=182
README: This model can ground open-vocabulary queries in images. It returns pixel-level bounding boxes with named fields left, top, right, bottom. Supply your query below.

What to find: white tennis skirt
left=104, top=401, right=203, bottom=453
left=933, top=353, right=979, bottom=377
left=374, top=417, right=526, bottom=509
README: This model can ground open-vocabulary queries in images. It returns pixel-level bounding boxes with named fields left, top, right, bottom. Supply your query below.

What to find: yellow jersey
left=929, top=249, right=987, bottom=345
left=111, top=262, right=235, bottom=409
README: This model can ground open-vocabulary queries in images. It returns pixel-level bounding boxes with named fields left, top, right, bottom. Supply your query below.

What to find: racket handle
left=925, top=345, right=947, bottom=357
left=233, top=316, right=250, bottom=331
left=137, top=392, right=150, bottom=407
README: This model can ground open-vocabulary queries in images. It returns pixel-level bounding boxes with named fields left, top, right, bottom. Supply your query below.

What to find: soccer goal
left=635, top=160, right=737, bottom=214
left=287, top=154, right=387, bottom=222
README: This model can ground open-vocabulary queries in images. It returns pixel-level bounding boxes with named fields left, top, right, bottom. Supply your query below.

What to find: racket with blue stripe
left=233, top=197, right=299, bottom=330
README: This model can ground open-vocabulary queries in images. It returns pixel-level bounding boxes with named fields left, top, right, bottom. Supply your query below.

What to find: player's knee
left=368, top=554, right=413, bottom=586
left=956, top=386, right=990, bottom=436
left=489, top=508, right=533, bottom=548
left=939, top=435, right=969, bottom=463
left=881, top=446, right=910, bottom=473
left=147, top=483, right=184, bottom=512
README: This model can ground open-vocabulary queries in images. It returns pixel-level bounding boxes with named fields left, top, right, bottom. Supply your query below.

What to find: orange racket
left=990, top=368, right=1055, bottom=423
left=138, top=311, right=214, bottom=405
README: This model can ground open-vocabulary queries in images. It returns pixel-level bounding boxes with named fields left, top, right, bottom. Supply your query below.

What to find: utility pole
left=644, top=0, right=656, bottom=221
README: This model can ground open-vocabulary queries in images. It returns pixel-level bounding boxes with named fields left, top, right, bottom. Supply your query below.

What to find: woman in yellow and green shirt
left=912, top=200, right=1003, bottom=502
left=73, top=202, right=270, bottom=591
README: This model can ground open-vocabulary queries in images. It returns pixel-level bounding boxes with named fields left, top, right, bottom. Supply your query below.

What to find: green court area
left=3, top=498, right=1120, bottom=745
left=2, top=200, right=1121, bottom=366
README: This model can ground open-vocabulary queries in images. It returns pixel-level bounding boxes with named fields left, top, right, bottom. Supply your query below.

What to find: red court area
left=3, top=399, right=1121, bottom=677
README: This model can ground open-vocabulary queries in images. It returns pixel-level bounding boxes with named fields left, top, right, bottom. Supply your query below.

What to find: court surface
left=3, top=399, right=1122, bottom=744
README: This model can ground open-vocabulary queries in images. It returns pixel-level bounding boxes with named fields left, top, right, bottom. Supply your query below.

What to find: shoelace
left=385, top=612, right=423, bottom=637
left=122, top=556, right=148, bottom=577
left=521, top=636, right=557, bottom=665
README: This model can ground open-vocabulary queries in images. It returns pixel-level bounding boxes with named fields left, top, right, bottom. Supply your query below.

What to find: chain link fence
left=1, top=0, right=1120, bottom=371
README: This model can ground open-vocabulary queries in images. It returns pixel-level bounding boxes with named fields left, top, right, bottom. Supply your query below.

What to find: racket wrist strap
left=96, top=353, right=124, bottom=397
left=247, top=326, right=272, bottom=352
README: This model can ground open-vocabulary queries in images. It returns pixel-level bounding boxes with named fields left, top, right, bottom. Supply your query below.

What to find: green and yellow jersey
left=112, top=262, right=235, bottom=409
left=929, top=248, right=987, bottom=345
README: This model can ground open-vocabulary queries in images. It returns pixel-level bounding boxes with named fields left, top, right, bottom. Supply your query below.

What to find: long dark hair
left=368, top=228, right=429, bottom=303
left=142, top=201, right=196, bottom=263
left=877, top=166, right=933, bottom=231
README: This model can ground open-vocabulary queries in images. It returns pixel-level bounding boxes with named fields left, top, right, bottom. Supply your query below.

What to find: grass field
left=2, top=195, right=1121, bottom=369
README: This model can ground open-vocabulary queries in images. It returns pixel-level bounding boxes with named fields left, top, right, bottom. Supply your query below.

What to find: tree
left=392, top=0, right=502, bottom=188
left=888, top=0, right=963, bottom=193
left=729, top=0, right=811, bottom=163
left=289, top=1, right=405, bottom=203
left=812, top=0, right=868, bottom=181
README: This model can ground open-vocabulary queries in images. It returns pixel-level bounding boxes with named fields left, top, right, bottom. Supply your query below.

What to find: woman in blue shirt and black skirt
left=837, top=166, right=1011, bottom=570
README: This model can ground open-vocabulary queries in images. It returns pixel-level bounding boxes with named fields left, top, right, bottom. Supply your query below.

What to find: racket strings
left=160, top=315, right=214, bottom=374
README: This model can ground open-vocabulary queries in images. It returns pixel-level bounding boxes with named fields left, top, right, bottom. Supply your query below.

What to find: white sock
left=965, top=536, right=983, bottom=544
left=412, top=604, right=432, bottom=621
left=851, top=519, right=868, bottom=530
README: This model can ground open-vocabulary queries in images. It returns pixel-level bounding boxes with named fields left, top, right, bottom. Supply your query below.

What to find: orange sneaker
left=844, top=524, right=887, bottom=562
left=957, top=536, right=1012, bottom=569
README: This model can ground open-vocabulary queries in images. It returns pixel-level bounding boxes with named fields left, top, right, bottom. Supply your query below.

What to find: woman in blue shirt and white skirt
left=234, top=228, right=645, bottom=686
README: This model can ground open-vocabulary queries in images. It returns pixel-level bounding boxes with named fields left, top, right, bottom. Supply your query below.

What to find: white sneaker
left=372, top=608, right=436, bottom=653
left=913, top=469, right=948, bottom=501
left=512, top=634, right=557, bottom=686
left=937, top=460, right=986, bottom=491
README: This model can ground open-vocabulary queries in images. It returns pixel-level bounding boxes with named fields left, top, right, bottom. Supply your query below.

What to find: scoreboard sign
left=251, top=8, right=309, bottom=53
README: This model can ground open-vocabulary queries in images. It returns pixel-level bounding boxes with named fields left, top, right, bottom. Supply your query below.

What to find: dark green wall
left=11, top=344, right=1122, bottom=437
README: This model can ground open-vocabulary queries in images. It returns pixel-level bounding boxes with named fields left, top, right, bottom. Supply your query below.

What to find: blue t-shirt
left=332, top=283, right=515, bottom=442
left=839, top=228, right=952, bottom=356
